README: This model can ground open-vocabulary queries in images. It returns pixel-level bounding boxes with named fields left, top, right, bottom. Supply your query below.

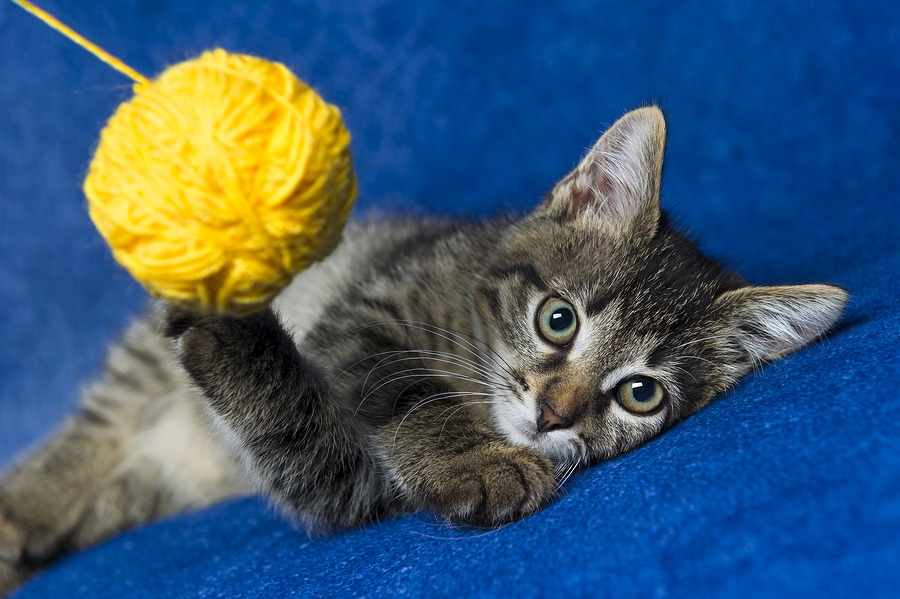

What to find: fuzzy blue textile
left=1, top=1, right=898, bottom=597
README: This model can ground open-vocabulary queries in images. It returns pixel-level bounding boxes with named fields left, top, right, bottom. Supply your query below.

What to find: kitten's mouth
left=490, top=393, right=579, bottom=461
left=520, top=428, right=542, bottom=444
left=517, top=429, right=546, bottom=450
left=508, top=418, right=577, bottom=461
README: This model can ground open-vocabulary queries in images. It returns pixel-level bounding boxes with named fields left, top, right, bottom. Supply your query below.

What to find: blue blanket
left=1, top=1, right=897, bottom=596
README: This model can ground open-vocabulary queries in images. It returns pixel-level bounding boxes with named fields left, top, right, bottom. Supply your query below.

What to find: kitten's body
left=0, top=108, right=847, bottom=595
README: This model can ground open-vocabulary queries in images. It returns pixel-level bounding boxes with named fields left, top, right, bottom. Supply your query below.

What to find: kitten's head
left=471, top=107, right=847, bottom=464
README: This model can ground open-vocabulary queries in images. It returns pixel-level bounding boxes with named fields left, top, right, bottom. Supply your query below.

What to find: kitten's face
left=472, top=213, right=742, bottom=463
left=470, top=107, right=847, bottom=465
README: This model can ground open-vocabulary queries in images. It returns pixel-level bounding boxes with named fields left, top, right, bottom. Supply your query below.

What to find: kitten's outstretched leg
left=166, top=308, right=395, bottom=531
left=0, top=315, right=248, bottom=597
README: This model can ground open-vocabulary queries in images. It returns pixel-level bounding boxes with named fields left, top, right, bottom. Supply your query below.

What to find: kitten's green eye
left=536, top=297, right=578, bottom=346
left=616, top=376, right=666, bottom=414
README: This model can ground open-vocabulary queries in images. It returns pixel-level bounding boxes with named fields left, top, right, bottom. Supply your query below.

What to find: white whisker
left=350, top=320, right=519, bottom=383
left=361, top=350, right=498, bottom=386
left=437, top=400, right=495, bottom=443
left=391, top=394, right=495, bottom=451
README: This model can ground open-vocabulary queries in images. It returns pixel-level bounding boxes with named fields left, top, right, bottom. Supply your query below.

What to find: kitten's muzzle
left=536, top=397, right=576, bottom=433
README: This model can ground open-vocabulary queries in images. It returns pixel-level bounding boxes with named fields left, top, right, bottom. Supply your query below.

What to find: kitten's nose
left=537, top=398, right=574, bottom=432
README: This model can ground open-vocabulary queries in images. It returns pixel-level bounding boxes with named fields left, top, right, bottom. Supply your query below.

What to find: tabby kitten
left=0, top=107, right=847, bottom=595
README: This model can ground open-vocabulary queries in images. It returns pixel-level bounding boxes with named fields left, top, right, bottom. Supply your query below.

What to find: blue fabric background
left=1, top=1, right=898, bottom=596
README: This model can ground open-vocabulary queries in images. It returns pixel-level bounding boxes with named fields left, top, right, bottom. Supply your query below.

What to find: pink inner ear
left=566, top=169, right=620, bottom=222
left=567, top=186, right=594, bottom=220
left=594, top=170, right=629, bottom=222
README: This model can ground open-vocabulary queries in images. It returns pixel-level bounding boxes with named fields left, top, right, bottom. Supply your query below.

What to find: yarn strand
left=11, top=0, right=151, bottom=88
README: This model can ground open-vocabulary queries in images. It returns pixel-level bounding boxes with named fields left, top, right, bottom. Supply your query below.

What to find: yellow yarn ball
left=84, top=49, right=357, bottom=315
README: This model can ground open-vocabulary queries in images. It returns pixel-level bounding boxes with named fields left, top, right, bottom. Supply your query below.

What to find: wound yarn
left=84, top=49, right=357, bottom=315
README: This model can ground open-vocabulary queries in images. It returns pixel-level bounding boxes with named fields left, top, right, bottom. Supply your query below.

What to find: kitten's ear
left=544, top=106, right=666, bottom=240
left=716, top=284, right=848, bottom=366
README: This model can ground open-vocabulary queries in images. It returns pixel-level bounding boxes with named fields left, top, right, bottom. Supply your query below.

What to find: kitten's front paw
left=163, top=305, right=304, bottom=417
left=163, top=306, right=287, bottom=384
left=164, top=308, right=226, bottom=382
left=428, top=445, right=556, bottom=527
left=163, top=306, right=232, bottom=376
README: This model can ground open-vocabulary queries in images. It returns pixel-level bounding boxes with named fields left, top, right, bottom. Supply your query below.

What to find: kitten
left=0, top=107, right=847, bottom=595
